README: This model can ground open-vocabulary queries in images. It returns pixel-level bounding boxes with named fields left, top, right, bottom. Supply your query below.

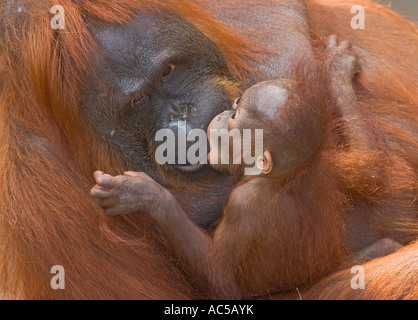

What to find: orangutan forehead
left=88, top=12, right=229, bottom=96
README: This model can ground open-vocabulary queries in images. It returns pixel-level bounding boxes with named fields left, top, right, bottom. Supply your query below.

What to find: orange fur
left=300, top=241, right=418, bottom=300
left=0, top=0, right=255, bottom=300
left=0, top=0, right=417, bottom=299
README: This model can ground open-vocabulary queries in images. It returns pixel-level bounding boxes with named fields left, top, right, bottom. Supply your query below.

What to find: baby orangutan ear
left=256, top=151, right=274, bottom=175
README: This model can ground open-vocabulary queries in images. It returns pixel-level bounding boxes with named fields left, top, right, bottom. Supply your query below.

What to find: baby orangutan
left=91, top=38, right=404, bottom=299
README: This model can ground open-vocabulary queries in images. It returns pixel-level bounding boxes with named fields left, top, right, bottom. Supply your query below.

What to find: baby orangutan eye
left=233, top=97, right=241, bottom=109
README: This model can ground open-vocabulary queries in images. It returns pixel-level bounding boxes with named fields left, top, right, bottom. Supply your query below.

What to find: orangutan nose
left=169, top=104, right=197, bottom=122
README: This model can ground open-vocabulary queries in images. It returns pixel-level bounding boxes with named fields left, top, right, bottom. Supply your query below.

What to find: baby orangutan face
left=206, top=80, right=293, bottom=176
left=207, top=80, right=323, bottom=177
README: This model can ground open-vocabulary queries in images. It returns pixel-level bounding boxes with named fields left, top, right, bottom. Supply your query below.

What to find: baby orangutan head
left=207, top=80, right=325, bottom=178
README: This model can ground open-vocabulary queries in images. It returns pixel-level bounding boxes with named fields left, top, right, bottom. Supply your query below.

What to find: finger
left=327, top=35, right=338, bottom=49
left=93, top=171, right=104, bottom=181
left=340, top=40, right=352, bottom=50
left=354, top=60, right=362, bottom=73
left=94, top=171, right=113, bottom=184
left=124, top=171, right=144, bottom=177
left=90, top=186, right=112, bottom=199
left=96, top=174, right=121, bottom=188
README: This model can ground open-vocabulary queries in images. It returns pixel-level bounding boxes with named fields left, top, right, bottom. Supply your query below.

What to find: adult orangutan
left=0, top=0, right=417, bottom=299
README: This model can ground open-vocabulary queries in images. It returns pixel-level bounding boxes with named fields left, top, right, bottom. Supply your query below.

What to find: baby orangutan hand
left=90, top=170, right=171, bottom=217
left=325, top=34, right=361, bottom=86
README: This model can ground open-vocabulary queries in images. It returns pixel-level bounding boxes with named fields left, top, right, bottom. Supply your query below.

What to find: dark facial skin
left=82, top=12, right=239, bottom=228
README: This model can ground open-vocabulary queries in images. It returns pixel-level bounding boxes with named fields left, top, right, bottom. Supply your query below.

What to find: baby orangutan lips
left=207, top=110, right=232, bottom=164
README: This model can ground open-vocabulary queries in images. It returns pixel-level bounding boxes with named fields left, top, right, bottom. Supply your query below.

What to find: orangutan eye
left=130, top=92, right=146, bottom=107
left=162, top=64, right=175, bottom=77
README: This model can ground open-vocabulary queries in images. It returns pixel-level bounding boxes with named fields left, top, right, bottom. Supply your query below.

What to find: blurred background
left=377, top=0, right=418, bottom=23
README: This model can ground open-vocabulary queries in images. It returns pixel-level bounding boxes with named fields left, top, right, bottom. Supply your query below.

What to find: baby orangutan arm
left=325, top=35, right=385, bottom=153
left=326, top=37, right=405, bottom=260
left=90, top=170, right=237, bottom=296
